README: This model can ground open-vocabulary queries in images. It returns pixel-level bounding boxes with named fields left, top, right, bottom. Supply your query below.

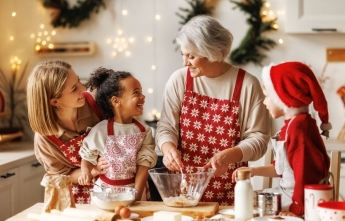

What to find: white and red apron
left=98, top=118, right=151, bottom=200
left=47, top=92, right=103, bottom=204
left=178, top=68, right=247, bottom=206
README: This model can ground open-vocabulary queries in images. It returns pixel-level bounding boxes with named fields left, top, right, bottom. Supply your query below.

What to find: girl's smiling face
left=115, top=77, right=145, bottom=122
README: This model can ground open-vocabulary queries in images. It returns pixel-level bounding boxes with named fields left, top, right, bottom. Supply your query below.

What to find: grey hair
left=176, top=15, right=233, bottom=62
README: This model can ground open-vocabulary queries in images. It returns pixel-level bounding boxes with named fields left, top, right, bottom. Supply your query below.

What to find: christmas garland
left=174, top=0, right=214, bottom=49
left=176, top=0, right=214, bottom=27
left=229, top=0, right=277, bottom=66
left=42, top=0, right=106, bottom=28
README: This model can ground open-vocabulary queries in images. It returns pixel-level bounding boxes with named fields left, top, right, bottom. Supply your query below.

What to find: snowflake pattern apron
left=178, top=68, right=247, bottom=206
left=99, top=118, right=151, bottom=200
left=47, top=92, right=104, bottom=204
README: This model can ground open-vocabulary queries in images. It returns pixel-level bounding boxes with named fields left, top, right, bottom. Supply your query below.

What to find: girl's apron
left=47, top=92, right=103, bottom=204
left=264, top=118, right=295, bottom=211
left=98, top=118, right=151, bottom=200
left=177, top=68, right=247, bottom=206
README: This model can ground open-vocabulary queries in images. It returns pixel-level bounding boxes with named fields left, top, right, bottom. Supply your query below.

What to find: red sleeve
left=284, top=114, right=330, bottom=216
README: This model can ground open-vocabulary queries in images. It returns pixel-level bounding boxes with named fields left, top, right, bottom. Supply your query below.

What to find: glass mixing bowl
left=90, top=185, right=137, bottom=210
left=148, top=166, right=214, bottom=207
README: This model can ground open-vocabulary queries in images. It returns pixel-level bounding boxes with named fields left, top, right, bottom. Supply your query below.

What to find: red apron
left=99, top=118, right=151, bottom=200
left=178, top=68, right=248, bottom=206
left=47, top=92, right=103, bottom=204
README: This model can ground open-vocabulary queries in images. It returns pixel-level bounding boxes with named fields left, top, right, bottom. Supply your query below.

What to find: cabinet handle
left=1, top=172, right=16, bottom=179
left=31, top=162, right=42, bottom=167
left=312, top=28, right=337, bottom=32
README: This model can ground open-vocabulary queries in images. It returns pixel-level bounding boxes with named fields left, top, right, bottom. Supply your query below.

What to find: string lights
left=108, top=2, right=134, bottom=58
left=262, top=1, right=285, bottom=45
left=31, top=24, right=56, bottom=52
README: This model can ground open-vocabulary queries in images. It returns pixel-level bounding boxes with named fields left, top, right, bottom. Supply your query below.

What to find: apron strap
left=319, top=172, right=335, bottom=200
left=133, top=118, right=146, bottom=132
left=107, top=118, right=146, bottom=136
left=232, top=68, right=246, bottom=101
left=46, top=134, right=64, bottom=146
left=107, top=118, right=115, bottom=135
left=99, top=175, right=135, bottom=185
left=186, top=68, right=194, bottom=91
left=83, top=91, right=104, bottom=121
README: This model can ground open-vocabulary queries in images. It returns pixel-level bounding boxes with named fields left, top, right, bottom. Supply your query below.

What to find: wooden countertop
left=6, top=203, right=232, bottom=221
left=0, top=141, right=36, bottom=172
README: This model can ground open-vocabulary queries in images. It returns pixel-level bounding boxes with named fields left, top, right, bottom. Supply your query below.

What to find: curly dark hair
left=85, top=67, right=132, bottom=119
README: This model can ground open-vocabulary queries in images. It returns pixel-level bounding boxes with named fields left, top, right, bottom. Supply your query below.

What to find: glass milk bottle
left=235, top=169, right=253, bottom=221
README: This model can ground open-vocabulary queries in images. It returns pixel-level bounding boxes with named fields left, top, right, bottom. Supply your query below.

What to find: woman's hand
left=162, top=143, right=183, bottom=171
left=92, top=156, right=110, bottom=175
left=204, top=147, right=243, bottom=177
left=78, top=173, right=93, bottom=186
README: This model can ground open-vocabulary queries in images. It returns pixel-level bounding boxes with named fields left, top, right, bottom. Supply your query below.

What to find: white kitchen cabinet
left=0, top=167, right=19, bottom=221
left=0, top=141, right=45, bottom=220
left=18, top=160, right=45, bottom=212
left=286, top=0, right=345, bottom=33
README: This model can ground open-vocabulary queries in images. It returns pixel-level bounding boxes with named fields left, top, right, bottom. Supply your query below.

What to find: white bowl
left=317, top=201, right=345, bottom=221
left=90, top=186, right=136, bottom=210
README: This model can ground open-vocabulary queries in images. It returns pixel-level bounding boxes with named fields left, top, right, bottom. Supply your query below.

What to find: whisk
left=180, top=168, right=188, bottom=195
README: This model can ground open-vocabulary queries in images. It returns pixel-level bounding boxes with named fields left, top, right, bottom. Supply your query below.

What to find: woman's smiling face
left=54, top=68, right=86, bottom=109
left=181, top=46, right=212, bottom=78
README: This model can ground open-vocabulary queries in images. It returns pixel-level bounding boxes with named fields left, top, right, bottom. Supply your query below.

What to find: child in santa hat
left=232, top=61, right=331, bottom=217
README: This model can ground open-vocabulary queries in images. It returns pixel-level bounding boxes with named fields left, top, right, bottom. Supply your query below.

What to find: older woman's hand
left=204, top=147, right=243, bottom=177
left=161, top=143, right=183, bottom=171
left=203, top=151, right=229, bottom=177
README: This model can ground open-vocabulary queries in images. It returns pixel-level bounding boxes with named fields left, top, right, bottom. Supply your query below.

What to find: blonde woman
left=27, top=60, right=109, bottom=204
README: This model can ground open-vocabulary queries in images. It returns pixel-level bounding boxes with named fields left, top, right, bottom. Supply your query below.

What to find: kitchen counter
left=0, top=141, right=35, bottom=172
left=6, top=202, right=231, bottom=221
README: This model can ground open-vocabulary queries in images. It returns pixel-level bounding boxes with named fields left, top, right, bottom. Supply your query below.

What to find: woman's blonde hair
left=176, top=15, right=233, bottom=62
left=27, top=60, right=71, bottom=135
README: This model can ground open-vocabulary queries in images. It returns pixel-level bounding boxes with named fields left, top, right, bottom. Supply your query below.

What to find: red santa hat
left=261, top=61, right=332, bottom=132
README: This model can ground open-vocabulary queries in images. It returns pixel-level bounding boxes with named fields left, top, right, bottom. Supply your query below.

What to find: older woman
left=27, top=60, right=109, bottom=204
left=156, top=15, right=270, bottom=205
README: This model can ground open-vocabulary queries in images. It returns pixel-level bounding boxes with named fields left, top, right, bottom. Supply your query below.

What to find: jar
left=234, top=169, right=253, bottom=221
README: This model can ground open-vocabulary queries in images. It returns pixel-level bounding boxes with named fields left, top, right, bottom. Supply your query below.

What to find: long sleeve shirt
left=156, top=66, right=271, bottom=162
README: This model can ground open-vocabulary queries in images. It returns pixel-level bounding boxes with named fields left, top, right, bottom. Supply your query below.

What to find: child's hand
left=94, top=156, right=110, bottom=175
left=78, top=173, right=93, bottom=185
left=231, top=167, right=253, bottom=183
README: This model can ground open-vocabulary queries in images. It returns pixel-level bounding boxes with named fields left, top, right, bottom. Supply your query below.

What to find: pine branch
left=229, top=0, right=277, bottom=66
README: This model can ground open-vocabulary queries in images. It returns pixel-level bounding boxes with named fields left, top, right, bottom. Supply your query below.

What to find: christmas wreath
left=42, top=0, right=106, bottom=28
left=229, top=0, right=277, bottom=66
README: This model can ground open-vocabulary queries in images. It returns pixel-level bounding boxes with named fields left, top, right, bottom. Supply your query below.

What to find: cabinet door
left=286, top=0, right=345, bottom=33
left=0, top=167, right=19, bottom=221
left=18, top=160, right=45, bottom=212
